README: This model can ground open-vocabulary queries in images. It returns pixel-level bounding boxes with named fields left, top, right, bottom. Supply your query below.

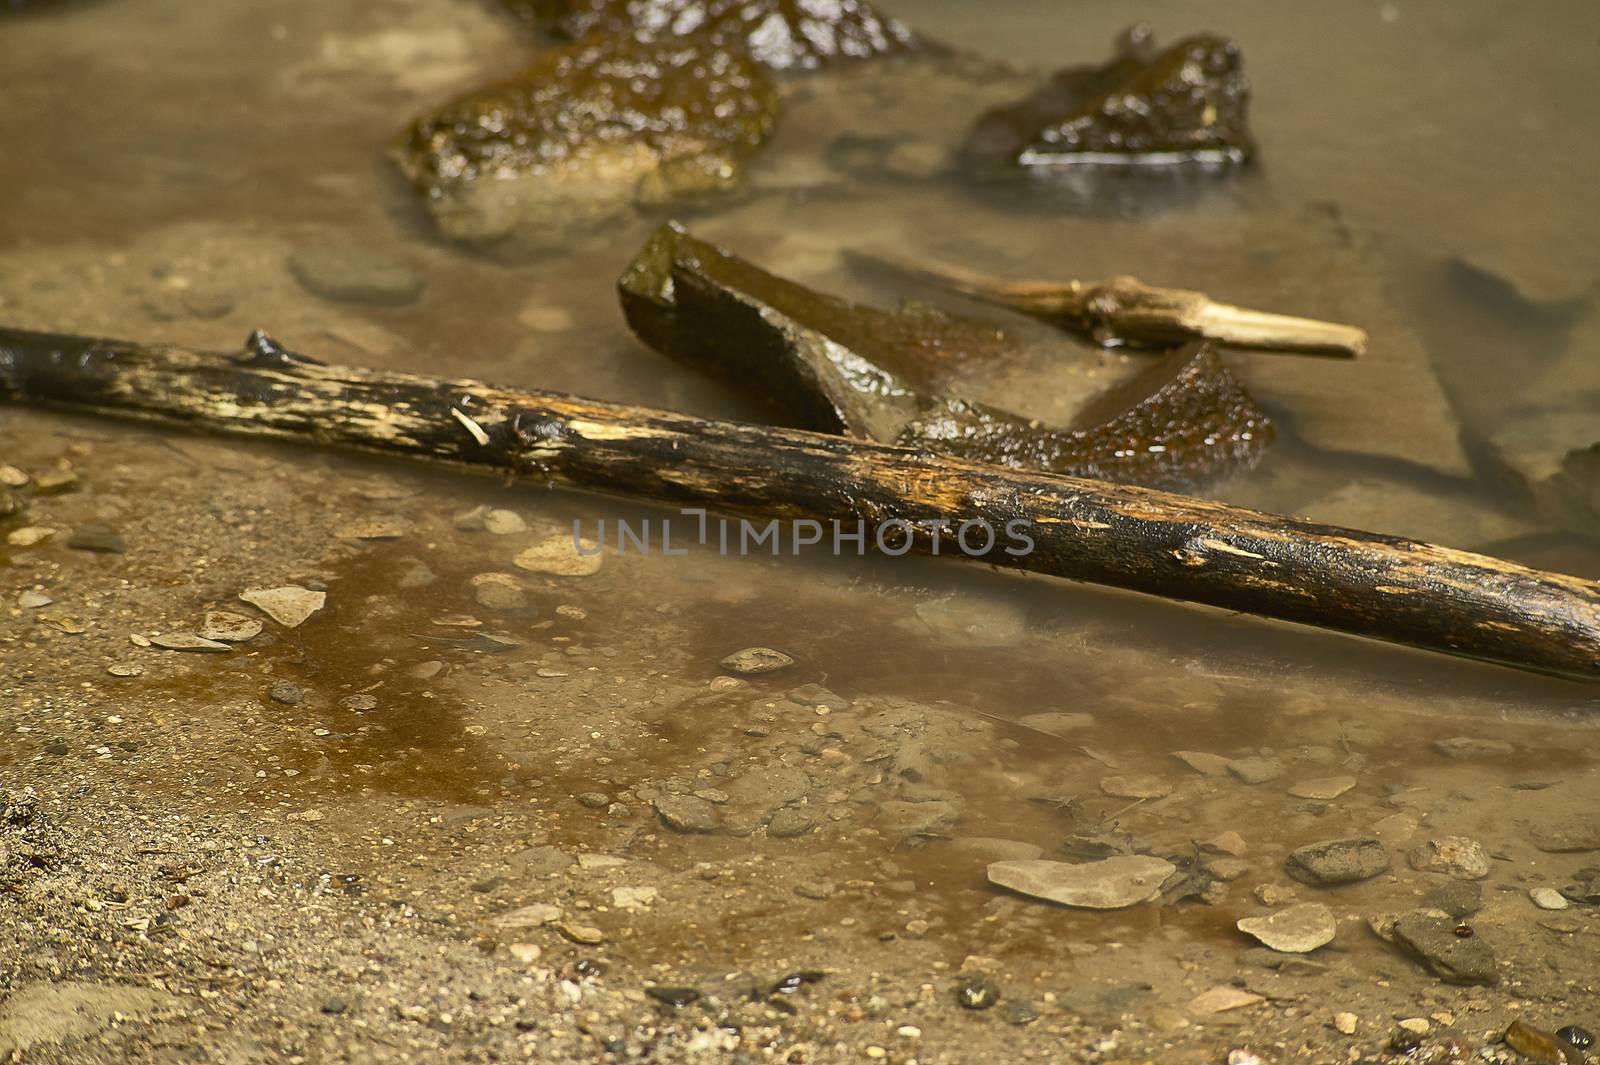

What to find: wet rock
left=719, top=647, right=794, bottom=675
left=200, top=610, right=263, bottom=643
left=1431, top=736, right=1515, bottom=759
left=1099, top=774, right=1171, bottom=800
left=988, top=855, right=1175, bottom=909
left=1227, top=756, right=1284, bottom=785
left=17, top=590, right=53, bottom=609
left=239, top=585, right=325, bottom=628
left=875, top=799, right=960, bottom=839
left=267, top=680, right=303, bottom=706
left=1187, top=986, right=1264, bottom=1015
left=945, top=837, right=1044, bottom=863
left=471, top=573, right=529, bottom=611
left=396, top=34, right=777, bottom=247
left=955, top=976, right=1001, bottom=1010
left=1236, top=902, right=1336, bottom=953
left=7, top=527, right=53, bottom=548
left=1504, top=1019, right=1584, bottom=1065
left=150, top=633, right=231, bottom=653
left=794, top=879, right=835, bottom=900
left=341, top=694, right=379, bottom=712
left=1422, top=880, right=1482, bottom=918
left=1558, top=1026, right=1595, bottom=1052
left=66, top=524, right=125, bottom=553
left=1015, top=712, right=1095, bottom=738
left=766, top=807, right=816, bottom=838
left=576, top=792, right=610, bottom=809
left=654, top=794, right=719, bottom=833
left=1529, top=887, right=1569, bottom=911
left=644, top=986, right=700, bottom=1008
left=289, top=246, right=423, bottom=306
left=1172, top=750, right=1231, bottom=776
left=1560, top=868, right=1600, bottom=904
left=482, top=509, right=528, bottom=535
left=786, top=683, right=847, bottom=711
left=1372, top=812, right=1420, bottom=847
left=1284, top=837, right=1389, bottom=886
left=1287, top=776, right=1357, bottom=801
left=537, top=0, right=916, bottom=72
left=514, top=534, right=603, bottom=576
left=1407, top=836, right=1490, bottom=881
left=964, top=26, right=1254, bottom=171
left=31, top=469, right=79, bottom=495
left=1528, top=815, right=1600, bottom=853
left=493, top=903, right=562, bottom=928
left=611, top=886, right=658, bottom=910
left=1391, top=912, right=1498, bottom=985
left=1201, top=830, right=1248, bottom=857
left=510, top=845, right=574, bottom=875
left=106, top=663, right=143, bottom=678
left=1202, top=857, right=1248, bottom=881
left=556, top=920, right=605, bottom=945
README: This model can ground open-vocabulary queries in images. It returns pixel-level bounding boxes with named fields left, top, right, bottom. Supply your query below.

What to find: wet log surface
left=3, top=323, right=1599, bottom=680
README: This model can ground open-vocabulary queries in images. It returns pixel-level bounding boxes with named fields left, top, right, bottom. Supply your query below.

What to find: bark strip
left=2, top=324, right=1596, bottom=679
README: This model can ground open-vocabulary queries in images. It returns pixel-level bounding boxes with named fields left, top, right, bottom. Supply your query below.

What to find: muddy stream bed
left=2, top=2, right=1599, bottom=1063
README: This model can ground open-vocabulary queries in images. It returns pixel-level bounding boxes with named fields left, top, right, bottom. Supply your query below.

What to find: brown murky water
left=3, top=2, right=1600, bottom=1063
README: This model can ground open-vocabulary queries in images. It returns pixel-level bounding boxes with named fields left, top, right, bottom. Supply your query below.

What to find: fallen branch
left=2, top=324, right=1596, bottom=679
left=849, top=251, right=1368, bottom=357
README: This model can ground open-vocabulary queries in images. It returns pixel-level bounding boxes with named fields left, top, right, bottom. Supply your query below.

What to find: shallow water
left=3, top=2, right=1600, bottom=1061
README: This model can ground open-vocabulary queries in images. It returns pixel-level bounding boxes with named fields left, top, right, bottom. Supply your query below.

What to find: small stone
left=1288, top=776, right=1358, bottom=800
left=1528, top=814, right=1600, bottom=853
left=654, top=794, right=719, bottom=833
left=955, top=977, right=1001, bottom=1010
left=32, top=468, right=79, bottom=494
left=321, top=998, right=347, bottom=1015
left=1372, top=812, right=1420, bottom=847
left=0, top=464, right=27, bottom=487
left=507, top=943, right=542, bottom=964
left=1408, top=836, right=1491, bottom=880
left=471, top=573, right=529, bottom=611
left=409, top=660, right=444, bottom=679
left=494, top=903, right=562, bottom=928
left=786, top=683, right=848, bottom=711
left=200, top=610, right=263, bottom=643
left=7, top=526, right=54, bottom=547
left=1391, top=912, right=1498, bottom=985
left=644, top=986, right=699, bottom=1007
left=470, top=508, right=523, bottom=536
left=557, top=921, right=605, bottom=945
left=517, top=305, right=575, bottom=333
left=17, top=590, right=53, bottom=609
left=1015, top=711, right=1095, bottom=737
left=1227, top=756, right=1284, bottom=785
left=106, top=663, right=144, bottom=677
left=66, top=524, right=126, bottom=553
left=341, top=694, right=379, bottom=711
left=1423, top=879, right=1483, bottom=918
left=1202, top=831, right=1248, bottom=856
left=150, top=633, right=231, bottom=653
left=267, top=680, right=304, bottom=706
left=1171, top=751, right=1231, bottom=775
left=288, top=246, right=423, bottom=306
left=988, top=856, right=1176, bottom=909
left=1530, top=887, right=1569, bottom=911
left=794, top=879, right=835, bottom=900
left=1333, top=1012, right=1358, bottom=1035
left=611, top=886, right=658, bottom=910
left=1203, top=857, right=1249, bottom=881
left=1430, top=736, right=1514, bottom=759
left=1236, top=903, right=1337, bottom=953
left=333, top=519, right=405, bottom=540
left=1253, top=884, right=1297, bottom=906
left=719, top=647, right=794, bottom=675
left=576, top=853, right=626, bottom=870
left=1397, top=1018, right=1430, bottom=1035
left=239, top=585, right=326, bottom=628
left=1099, top=774, right=1171, bottom=800
left=1188, top=986, right=1265, bottom=1015
left=1284, top=837, right=1389, bottom=886
left=513, top=534, right=603, bottom=576
left=1558, top=1026, right=1595, bottom=1051
left=576, top=792, right=611, bottom=809
left=767, top=807, right=816, bottom=838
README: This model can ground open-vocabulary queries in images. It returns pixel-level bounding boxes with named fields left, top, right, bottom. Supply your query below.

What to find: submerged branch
left=852, top=252, right=1368, bottom=357
left=1, top=324, right=1595, bottom=679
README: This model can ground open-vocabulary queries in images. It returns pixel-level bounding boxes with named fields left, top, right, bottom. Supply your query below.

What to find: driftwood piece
left=852, top=251, right=1368, bottom=357
left=2, top=324, right=1598, bottom=679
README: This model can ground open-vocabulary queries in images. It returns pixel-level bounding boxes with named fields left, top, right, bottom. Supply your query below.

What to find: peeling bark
left=3, top=324, right=1599, bottom=680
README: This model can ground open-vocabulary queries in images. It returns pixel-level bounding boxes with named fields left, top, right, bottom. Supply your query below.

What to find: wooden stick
left=1, top=324, right=1595, bottom=679
left=850, top=252, right=1368, bottom=357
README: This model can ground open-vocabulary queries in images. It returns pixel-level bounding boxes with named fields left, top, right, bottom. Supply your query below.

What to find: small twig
left=850, top=251, right=1367, bottom=357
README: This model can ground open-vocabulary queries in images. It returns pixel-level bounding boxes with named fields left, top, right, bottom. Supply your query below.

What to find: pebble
left=471, top=573, right=529, bottom=611
left=32, top=469, right=79, bottom=494
left=8, top=527, right=54, bottom=547
left=0, top=464, right=27, bottom=487
left=267, top=680, right=304, bottom=706
left=288, top=246, right=424, bottom=305
left=1423, top=880, right=1483, bottom=918
left=200, top=610, right=263, bottom=643
left=1202, top=831, right=1248, bottom=856
left=1430, top=736, right=1514, bottom=758
left=513, top=535, right=602, bottom=576
left=576, top=792, right=610, bottom=809
left=987, top=855, right=1176, bottom=909
left=106, top=663, right=144, bottom=677
left=1408, top=836, right=1491, bottom=880
left=67, top=524, right=126, bottom=553
left=340, top=694, right=379, bottom=711
left=321, top=998, right=347, bottom=1016
left=955, top=977, right=1001, bottom=1010
left=794, top=879, right=835, bottom=900
left=1203, top=857, right=1249, bottom=881
left=1098, top=774, right=1171, bottom=800
left=719, top=647, right=794, bottom=675
left=150, top=633, right=231, bottom=653
left=1527, top=814, right=1600, bottom=853
left=611, top=887, right=657, bottom=910
left=1391, top=912, right=1498, bottom=985
left=482, top=509, right=528, bottom=535
left=17, top=590, right=53, bottom=609
left=239, top=585, right=326, bottom=628
left=493, top=903, right=562, bottom=928
left=654, top=794, right=719, bottom=833
left=1333, top=1012, right=1359, bottom=1035
left=1172, top=750, right=1232, bottom=776
left=1188, top=986, right=1265, bottom=1015
left=556, top=921, right=605, bottom=945
left=1253, top=884, right=1297, bottom=906
left=1227, top=756, right=1285, bottom=785
left=1288, top=775, right=1358, bottom=800
left=1397, top=1018, right=1430, bottom=1035
left=644, top=986, right=699, bottom=1007
left=1530, top=887, right=1570, bottom=911
left=507, top=943, right=542, bottom=964
left=1236, top=902, right=1337, bottom=953
left=1284, top=837, right=1389, bottom=886
left=785, top=683, right=848, bottom=711
left=766, top=807, right=816, bottom=838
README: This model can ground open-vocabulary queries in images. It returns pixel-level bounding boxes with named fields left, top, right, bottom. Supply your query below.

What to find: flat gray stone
left=1285, top=837, right=1389, bottom=886
left=720, top=647, right=795, bottom=675
left=1227, top=756, right=1284, bottom=785
left=988, top=856, right=1176, bottom=909
left=1236, top=902, right=1337, bottom=953
left=239, top=585, right=325, bottom=628
left=1392, top=912, right=1498, bottom=985
left=150, top=632, right=231, bottom=653
left=1407, top=836, right=1491, bottom=880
